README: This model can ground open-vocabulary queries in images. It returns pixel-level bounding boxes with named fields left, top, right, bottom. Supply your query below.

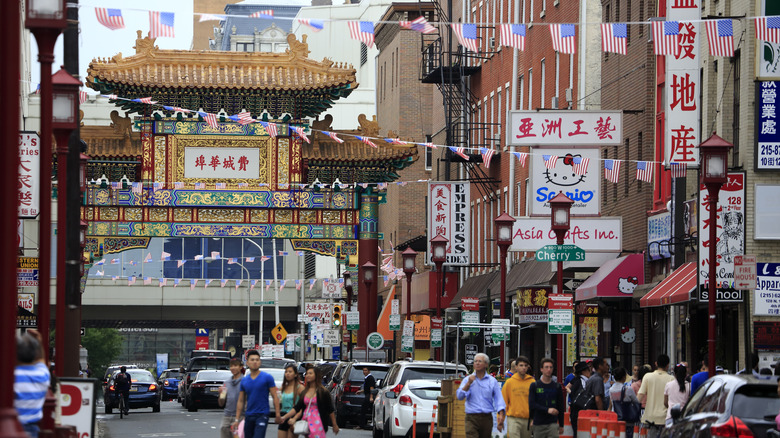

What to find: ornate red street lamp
left=361, top=260, right=376, bottom=328
left=549, top=192, right=573, bottom=381
left=52, top=67, right=81, bottom=378
left=343, top=271, right=353, bottom=359
left=698, top=134, right=732, bottom=378
left=495, top=212, right=516, bottom=374
left=430, top=234, right=447, bottom=361
left=401, top=247, right=417, bottom=321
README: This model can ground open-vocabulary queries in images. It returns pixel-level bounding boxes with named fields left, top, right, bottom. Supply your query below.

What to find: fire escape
left=419, top=2, right=501, bottom=202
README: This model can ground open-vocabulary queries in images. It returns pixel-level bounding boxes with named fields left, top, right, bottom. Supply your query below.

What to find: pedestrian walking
left=14, top=329, right=50, bottom=438
left=632, top=364, right=651, bottom=410
left=586, top=357, right=609, bottom=410
left=277, top=365, right=303, bottom=438
left=356, top=367, right=376, bottom=429
left=566, top=360, right=591, bottom=433
left=528, top=358, right=565, bottom=438
left=637, top=354, right=674, bottom=438
left=281, top=365, right=339, bottom=438
left=235, top=350, right=282, bottom=438
left=219, top=358, right=244, bottom=438
left=505, top=358, right=517, bottom=379
left=457, top=352, right=506, bottom=438
left=609, top=367, right=640, bottom=438
left=663, top=364, right=689, bottom=426
left=501, top=356, right=535, bottom=438
left=689, top=361, right=709, bottom=396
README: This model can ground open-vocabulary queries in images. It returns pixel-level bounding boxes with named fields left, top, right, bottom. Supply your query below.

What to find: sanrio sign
left=530, top=148, right=601, bottom=216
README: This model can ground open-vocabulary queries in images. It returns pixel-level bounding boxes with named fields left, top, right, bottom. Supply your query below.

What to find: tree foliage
left=81, top=328, right=123, bottom=379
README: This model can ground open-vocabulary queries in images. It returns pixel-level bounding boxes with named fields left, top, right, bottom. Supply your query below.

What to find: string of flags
left=87, top=4, right=780, bottom=58
left=95, top=273, right=361, bottom=292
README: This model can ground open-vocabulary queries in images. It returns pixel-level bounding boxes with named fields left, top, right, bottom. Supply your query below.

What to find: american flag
left=424, top=142, right=436, bottom=149
left=128, top=276, right=136, bottom=286
left=480, top=147, right=495, bottom=168
left=215, top=183, right=227, bottom=189
left=512, top=151, right=528, bottom=167
left=161, top=251, right=171, bottom=261
left=261, top=256, right=270, bottom=262
left=250, top=280, right=257, bottom=291
left=195, top=254, right=204, bottom=260
left=159, top=278, right=167, bottom=287
left=106, top=93, right=118, bottom=100
left=152, top=182, right=162, bottom=191
left=198, top=14, right=225, bottom=22
left=322, top=131, right=344, bottom=143
left=604, top=159, right=621, bottom=183
left=500, top=24, right=526, bottom=51
left=136, top=97, right=156, bottom=104
left=236, top=111, right=254, bottom=125
left=572, top=156, right=589, bottom=175
left=543, top=154, right=558, bottom=169
left=385, top=138, right=407, bottom=145
left=670, top=162, right=687, bottom=178
left=111, top=258, right=120, bottom=264
left=348, top=21, right=375, bottom=48
left=295, top=279, right=302, bottom=290
left=211, top=251, right=221, bottom=260
left=202, top=113, right=218, bottom=128
left=601, top=23, right=627, bottom=55
left=550, top=24, right=576, bottom=54
left=356, top=135, right=378, bottom=148
left=279, top=251, right=289, bottom=256
left=95, top=8, right=125, bottom=31
left=298, top=19, right=324, bottom=32
left=653, top=21, right=679, bottom=56
left=174, top=182, right=183, bottom=189
left=177, top=260, right=186, bottom=268
left=220, top=279, right=227, bottom=288
left=309, top=279, right=316, bottom=290
left=34, top=84, right=41, bottom=95
left=266, top=280, right=272, bottom=291
left=399, top=16, right=436, bottom=34
left=706, top=19, right=734, bottom=57
left=144, top=277, right=152, bottom=285
left=132, top=182, right=142, bottom=194
left=234, top=279, right=242, bottom=290
left=204, top=279, right=211, bottom=288
left=292, top=126, right=310, bottom=143
left=249, top=10, right=274, bottom=18
left=755, top=16, right=780, bottom=44
left=190, top=279, right=197, bottom=290
left=377, top=182, right=388, bottom=190
left=636, top=161, right=654, bottom=182
left=195, top=183, right=205, bottom=189
left=149, top=11, right=175, bottom=38
left=450, top=146, right=469, bottom=160
left=260, top=121, right=277, bottom=138
left=451, top=23, right=479, bottom=52
left=296, top=251, right=305, bottom=256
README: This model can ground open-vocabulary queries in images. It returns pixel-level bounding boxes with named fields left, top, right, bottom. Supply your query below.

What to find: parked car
left=375, top=379, right=442, bottom=438
left=185, top=370, right=233, bottom=412
left=662, top=374, right=780, bottom=438
left=373, top=360, right=467, bottom=438
left=180, top=355, right=231, bottom=406
left=189, top=349, right=231, bottom=359
left=102, top=364, right=138, bottom=392
left=157, top=368, right=183, bottom=401
left=332, top=362, right=390, bottom=428
left=316, top=361, right=340, bottom=388
left=258, top=358, right=296, bottom=369
left=326, top=362, right=350, bottom=392
left=103, top=369, right=160, bottom=414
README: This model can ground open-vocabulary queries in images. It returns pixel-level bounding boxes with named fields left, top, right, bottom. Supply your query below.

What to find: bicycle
left=116, top=390, right=127, bottom=419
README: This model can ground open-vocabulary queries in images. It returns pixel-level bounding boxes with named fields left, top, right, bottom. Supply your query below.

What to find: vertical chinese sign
left=18, top=132, right=40, bottom=218
left=427, top=182, right=470, bottom=265
left=664, top=0, right=701, bottom=167
left=757, top=81, right=780, bottom=170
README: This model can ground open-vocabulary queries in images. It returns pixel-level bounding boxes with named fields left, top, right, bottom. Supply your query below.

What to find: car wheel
left=153, top=401, right=160, bottom=413
left=186, top=397, right=197, bottom=412
left=384, top=419, right=392, bottom=438
left=373, top=420, right=383, bottom=438
left=104, top=402, right=112, bottom=414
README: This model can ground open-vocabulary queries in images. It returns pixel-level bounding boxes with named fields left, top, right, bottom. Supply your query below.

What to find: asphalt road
left=97, top=399, right=373, bottom=438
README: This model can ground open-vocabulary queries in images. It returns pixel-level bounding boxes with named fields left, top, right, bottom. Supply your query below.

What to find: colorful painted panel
left=154, top=119, right=281, bottom=137
left=88, top=221, right=357, bottom=239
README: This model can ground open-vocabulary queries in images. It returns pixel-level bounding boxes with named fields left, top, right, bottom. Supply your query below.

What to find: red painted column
left=357, top=191, right=379, bottom=347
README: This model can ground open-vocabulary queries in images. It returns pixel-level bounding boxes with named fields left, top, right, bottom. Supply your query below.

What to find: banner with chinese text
left=427, top=182, right=470, bottom=265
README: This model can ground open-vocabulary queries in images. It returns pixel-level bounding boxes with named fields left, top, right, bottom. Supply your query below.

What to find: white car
left=245, top=368, right=286, bottom=415
left=373, top=361, right=467, bottom=438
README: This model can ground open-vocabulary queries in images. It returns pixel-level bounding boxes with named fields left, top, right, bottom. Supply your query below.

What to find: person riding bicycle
left=114, top=366, right=132, bottom=415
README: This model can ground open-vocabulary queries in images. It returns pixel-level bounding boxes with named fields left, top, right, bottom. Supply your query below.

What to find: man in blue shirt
left=689, top=361, right=709, bottom=396
left=457, top=352, right=506, bottom=438
left=235, top=350, right=281, bottom=438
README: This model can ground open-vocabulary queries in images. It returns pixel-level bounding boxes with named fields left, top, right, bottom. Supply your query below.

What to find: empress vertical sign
left=18, top=132, right=40, bottom=218
left=665, top=0, right=701, bottom=167
left=427, top=182, right=470, bottom=265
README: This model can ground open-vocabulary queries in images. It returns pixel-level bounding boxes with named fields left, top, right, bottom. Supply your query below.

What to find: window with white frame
left=540, top=59, right=546, bottom=108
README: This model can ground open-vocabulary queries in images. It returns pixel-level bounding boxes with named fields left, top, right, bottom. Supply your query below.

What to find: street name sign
left=535, top=245, right=586, bottom=262
left=254, top=300, right=274, bottom=305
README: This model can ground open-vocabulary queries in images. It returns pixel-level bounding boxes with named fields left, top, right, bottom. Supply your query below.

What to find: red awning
left=575, top=254, right=645, bottom=301
left=640, top=262, right=697, bottom=307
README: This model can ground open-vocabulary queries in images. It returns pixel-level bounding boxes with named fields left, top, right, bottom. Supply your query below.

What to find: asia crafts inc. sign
left=427, top=182, right=470, bottom=265
left=507, top=111, right=623, bottom=147
left=510, top=217, right=622, bottom=252
left=530, top=148, right=601, bottom=216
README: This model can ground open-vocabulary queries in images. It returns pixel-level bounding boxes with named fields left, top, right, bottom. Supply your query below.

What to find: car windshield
left=317, top=363, right=338, bottom=382
left=197, top=371, right=232, bottom=381
left=189, top=358, right=230, bottom=371
left=127, top=371, right=155, bottom=383
left=348, top=366, right=389, bottom=382
left=165, top=371, right=182, bottom=379
left=260, top=360, right=294, bottom=369
left=400, top=368, right=454, bottom=384
left=410, top=388, right=441, bottom=400
left=730, top=385, right=780, bottom=420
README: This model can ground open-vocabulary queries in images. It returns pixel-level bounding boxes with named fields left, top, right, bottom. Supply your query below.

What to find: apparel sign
left=755, top=263, right=780, bottom=316
left=18, top=132, right=40, bottom=218
left=757, top=81, right=780, bottom=170
left=427, top=182, right=470, bottom=265
left=507, top=111, right=623, bottom=146
left=529, top=148, right=601, bottom=215
left=647, top=211, right=672, bottom=260
left=184, top=147, right=260, bottom=179
left=510, top=217, right=622, bottom=251
left=664, top=2, right=701, bottom=167
left=698, top=172, right=745, bottom=301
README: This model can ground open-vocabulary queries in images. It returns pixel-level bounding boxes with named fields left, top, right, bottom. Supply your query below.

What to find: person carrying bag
left=609, top=367, right=640, bottom=438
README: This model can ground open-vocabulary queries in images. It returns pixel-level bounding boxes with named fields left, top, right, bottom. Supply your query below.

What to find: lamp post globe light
left=343, top=271, right=353, bottom=360
left=402, top=247, right=417, bottom=321
left=698, top=134, right=733, bottom=378
left=430, top=234, right=448, bottom=318
left=494, top=212, right=516, bottom=374
left=548, top=191, right=573, bottom=381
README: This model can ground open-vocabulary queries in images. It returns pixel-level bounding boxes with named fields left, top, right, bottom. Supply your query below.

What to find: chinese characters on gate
left=183, top=147, right=261, bottom=180
left=665, top=0, right=701, bottom=167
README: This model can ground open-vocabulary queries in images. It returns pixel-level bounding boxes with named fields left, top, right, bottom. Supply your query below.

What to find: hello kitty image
left=618, top=276, right=638, bottom=295
left=621, top=327, right=636, bottom=344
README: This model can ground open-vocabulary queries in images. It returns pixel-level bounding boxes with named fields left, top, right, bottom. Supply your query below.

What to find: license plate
left=129, top=387, right=138, bottom=392
left=210, top=387, right=219, bottom=392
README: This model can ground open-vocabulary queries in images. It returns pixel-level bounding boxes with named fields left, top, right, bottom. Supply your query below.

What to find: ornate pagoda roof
left=86, top=31, right=358, bottom=119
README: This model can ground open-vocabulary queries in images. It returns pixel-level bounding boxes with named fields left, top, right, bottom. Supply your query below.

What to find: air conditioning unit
left=565, top=88, right=573, bottom=103
left=489, top=37, right=496, bottom=50
left=551, top=96, right=559, bottom=108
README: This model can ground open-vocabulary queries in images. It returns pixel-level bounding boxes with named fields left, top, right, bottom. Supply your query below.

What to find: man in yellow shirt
left=637, top=354, right=674, bottom=438
left=501, top=356, right=535, bottom=438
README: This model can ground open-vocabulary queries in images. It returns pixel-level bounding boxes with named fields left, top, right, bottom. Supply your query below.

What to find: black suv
left=331, top=362, right=390, bottom=428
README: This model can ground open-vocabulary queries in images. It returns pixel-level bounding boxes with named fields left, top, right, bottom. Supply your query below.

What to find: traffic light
left=333, top=304, right=343, bottom=327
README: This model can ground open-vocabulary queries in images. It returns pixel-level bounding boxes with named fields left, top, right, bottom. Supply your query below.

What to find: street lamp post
left=362, top=261, right=375, bottom=353
left=402, top=247, right=417, bottom=321
left=430, top=235, right=448, bottom=361
left=52, top=67, right=82, bottom=377
left=698, top=134, right=732, bottom=378
left=243, top=239, right=265, bottom=344
left=549, top=192, right=573, bottom=382
left=343, top=272, right=353, bottom=359
left=495, top=212, right=516, bottom=374
left=26, top=0, right=68, bottom=369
